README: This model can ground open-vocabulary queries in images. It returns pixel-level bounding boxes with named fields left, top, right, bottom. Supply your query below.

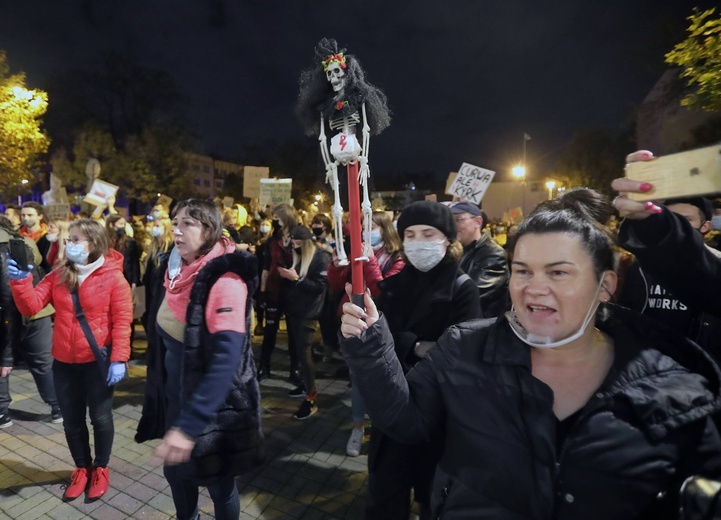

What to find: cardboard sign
left=83, top=179, right=119, bottom=207
left=259, top=178, right=292, bottom=207
left=243, top=166, right=270, bottom=199
left=44, top=204, right=71, bottom=221
left=156, top=195, right=173, bottom=210
left=446, top=163, right=496, bottom=205
left=223, top=197, right=234, bottom=208
left=425, top=194, right=437, bottom=202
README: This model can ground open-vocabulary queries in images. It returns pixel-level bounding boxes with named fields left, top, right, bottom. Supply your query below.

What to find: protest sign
left=446, top=163, right=495, bottom=205
left=83, top=179, right=119, bottom=207
left=259, top=178, right=293, bottom=207
left=44, top=204, right=71, bottom=221
left=244, top=166, right=270, bottom=199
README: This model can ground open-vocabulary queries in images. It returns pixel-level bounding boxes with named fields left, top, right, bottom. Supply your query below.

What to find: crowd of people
left=2, top=151, right=721, bottom=519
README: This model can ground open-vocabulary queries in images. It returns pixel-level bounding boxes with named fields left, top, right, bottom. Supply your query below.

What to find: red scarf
left=163, top=236, right=236, bottom=323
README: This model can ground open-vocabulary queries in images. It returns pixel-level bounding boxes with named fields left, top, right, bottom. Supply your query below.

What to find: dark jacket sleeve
left=619, top=208, right=721, bottom=316
left=451, top=277, right=483, bottom=323
left=124, top=240, right=142, bottom=286
left=340, top=314, right=446, bottom=444
left=0, top=253, right=15, bottom=367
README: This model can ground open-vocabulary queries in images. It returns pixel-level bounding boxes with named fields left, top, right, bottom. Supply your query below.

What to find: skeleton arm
left=359, top=103, right=373, bottom=258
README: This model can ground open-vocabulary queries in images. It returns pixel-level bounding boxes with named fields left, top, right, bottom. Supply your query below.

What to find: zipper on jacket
left=432, top=477, right=454, bottom=519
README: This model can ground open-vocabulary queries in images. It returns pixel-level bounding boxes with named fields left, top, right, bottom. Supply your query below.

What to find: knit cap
left=397, top=201, right=457, bottom=239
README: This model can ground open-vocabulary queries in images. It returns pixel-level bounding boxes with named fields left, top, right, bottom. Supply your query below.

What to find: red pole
left=346, top=161, right=365, bottom=307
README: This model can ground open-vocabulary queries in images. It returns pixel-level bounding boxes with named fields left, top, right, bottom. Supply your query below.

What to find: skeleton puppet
left=297, top=38, right=391, bottom=299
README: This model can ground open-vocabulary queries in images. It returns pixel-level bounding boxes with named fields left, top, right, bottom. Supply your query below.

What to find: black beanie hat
left=397, top=201, right=457, bottom=240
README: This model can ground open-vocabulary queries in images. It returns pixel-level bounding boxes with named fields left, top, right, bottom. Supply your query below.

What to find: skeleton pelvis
left=330, top=132, right=361, bottom=164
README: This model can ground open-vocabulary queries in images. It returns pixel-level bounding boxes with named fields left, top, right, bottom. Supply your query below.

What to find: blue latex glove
left=106, top=362, right=126, bottom=386
left=6, top=256, right=33, bottom=281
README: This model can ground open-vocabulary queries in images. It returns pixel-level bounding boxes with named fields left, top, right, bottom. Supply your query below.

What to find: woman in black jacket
left=340, top=192, right=721, bottom=519
left=278, top=225, right=330, bottom=420
left=364, top=201, right=481, bottom=520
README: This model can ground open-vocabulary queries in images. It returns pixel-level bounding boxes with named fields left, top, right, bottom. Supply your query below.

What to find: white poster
left=83, top=179, right=119, bottom=207
left=243, top=166, right=270, bottom=199
left=446, top=162, right=496, bottom=204
left=259, top=178, right=292, bottom=207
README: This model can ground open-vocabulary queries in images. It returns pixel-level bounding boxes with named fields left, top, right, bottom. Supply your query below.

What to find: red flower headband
left=322, top=53, right=347, bottom=72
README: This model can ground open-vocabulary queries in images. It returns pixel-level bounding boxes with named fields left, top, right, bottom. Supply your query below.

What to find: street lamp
left=17, top=179, right=28, bottom=204
left=512, top=166, right=526, bottom=180
left=545, top=180, right=556, bottom=200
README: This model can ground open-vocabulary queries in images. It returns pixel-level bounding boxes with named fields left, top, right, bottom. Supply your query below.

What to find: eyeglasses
left=454, top=216, right=476, bottom=223
left=64, top=237, right=88, bottom=245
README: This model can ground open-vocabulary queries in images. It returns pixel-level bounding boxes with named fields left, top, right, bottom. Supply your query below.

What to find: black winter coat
left=281, top=250, right=330, bottom=320
left=341, top=304, right=721, bottom=519
left=459, top=232, right=510, bottom=318
left=375, top=256, right=481, bottom=369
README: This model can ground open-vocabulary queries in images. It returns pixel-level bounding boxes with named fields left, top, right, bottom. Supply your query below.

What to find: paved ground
left=0, top=325, right=395, bottom=519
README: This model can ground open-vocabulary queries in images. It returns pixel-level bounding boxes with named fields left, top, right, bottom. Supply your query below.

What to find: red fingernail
left=653, top=205, right=662, bottom=214
left=645, top=201, right=655, bottom=209
left=640, top=183, right=652, bottom=192
left=641, top=152, right=652, bottom=159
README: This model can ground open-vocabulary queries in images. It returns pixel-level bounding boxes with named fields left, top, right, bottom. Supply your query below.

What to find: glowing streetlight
left=545, top=180, right=556, bottom=200
left=512, top=166, right=526, bottom=180
left=21, top=179, right=28, bottom=184
left=315, top=194, right=322, bottom=202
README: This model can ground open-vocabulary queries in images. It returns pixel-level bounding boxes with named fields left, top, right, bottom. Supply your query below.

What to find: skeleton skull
left=326, top=62, right=346, bottom=92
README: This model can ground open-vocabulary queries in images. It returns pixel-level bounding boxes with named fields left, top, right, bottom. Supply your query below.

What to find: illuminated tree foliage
left=666, top=8, right=721, bottom=112
left=0, top=51, right=50, bottom=196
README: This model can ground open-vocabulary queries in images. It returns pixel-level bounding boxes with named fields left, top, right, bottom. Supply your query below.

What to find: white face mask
left=404, top=240, right=446, bottom=272
left=168, top=247, right=183, bottom=289
left=151, top=226, right=163, bottom=238
left=65, top=243, right=89, bottom=265
left=46, top=233, right=59, bottom=243
left=505, top=277, right=605, bottom=349
left=260, top=224, right=271, bottom=235
left=712, top=215, right=721, bottom=231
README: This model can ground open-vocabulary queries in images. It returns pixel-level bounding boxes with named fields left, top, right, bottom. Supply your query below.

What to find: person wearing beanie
left=277, top=225, right=330, bottom=420
left=363, top=200, right=481, bottom=519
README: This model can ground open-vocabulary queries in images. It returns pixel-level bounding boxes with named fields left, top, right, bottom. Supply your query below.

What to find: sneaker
left=254, top=324, right=265, bottom=336
left=0, top=413, right=12, bottom=429
left=87, top=466, right=110, bottom=500
left=293, top=399, right=318, bottom=420
left=287, top=385, right=306, bottom=398
left=51, top=407, right=63, bottom=424
left=63, top=467, right=90, bottom=501
left=322, top=344, right=334, bottom=363
left=288, top=370, right=303, bottom=387
left=346, top=428, right=363, bottom=457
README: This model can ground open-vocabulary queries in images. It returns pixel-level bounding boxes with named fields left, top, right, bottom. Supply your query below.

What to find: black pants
left=164, top=464, right=240, bottom=520
left=53, top=360, right=115, bottom=468
left=286, top=316, right=316, bottom=394
left=259, top=300, right=297, bottom=373
left=0, top=317, right=58, bottom=414
left=365, top=428, right=440, bottom=520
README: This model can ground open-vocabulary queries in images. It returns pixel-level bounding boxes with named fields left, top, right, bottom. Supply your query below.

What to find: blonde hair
left=293, top=238, right=317, bottom=278
left=148, top=218, right=174, bottom=268
left=58, top=219, right=110, bottom=291
left=50, top=219, right=71, bottom=264
left=273, top=204, right=298, bottom=234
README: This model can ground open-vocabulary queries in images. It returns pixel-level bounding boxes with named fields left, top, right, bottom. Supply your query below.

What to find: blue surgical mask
left=370, top=230, right=382, bottom=247
left=65, top=242, right=89, bottom=265
left=712, top=215, right=721, bottom=231
left=151, top=226, right=163, bottom=238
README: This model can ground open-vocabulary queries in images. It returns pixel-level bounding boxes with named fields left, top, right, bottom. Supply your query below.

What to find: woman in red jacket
left=327, top=210, right=405, bottom=457
left=8, top=219, right=132, bottom=502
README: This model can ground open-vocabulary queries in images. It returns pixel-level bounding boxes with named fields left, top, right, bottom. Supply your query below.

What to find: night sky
left=0, top=1, right=714, bottom=185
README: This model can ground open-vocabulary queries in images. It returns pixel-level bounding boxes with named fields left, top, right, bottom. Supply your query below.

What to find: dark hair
left=516, top=189, right=615, bottom=280
left=539, top=188, right=614, bottom=226
left=21, top=201, right=45, bottom=216
left=272, top=204, right=298, bottom=233
left=5, top=203, right=21, bottom=213
left=105, top=214, right=129, bottom=253
left=296, top=38, right=391, bottom=137
left=172, top=199, right=223, bottom=257
left=0, top=215, right=14, bottom=234
left=311, top=213, right=333, bottom=234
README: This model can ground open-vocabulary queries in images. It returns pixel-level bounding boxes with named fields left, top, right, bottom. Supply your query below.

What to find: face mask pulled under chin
left=711, top=215, right=721, bottom=231
left=505, top=277, right=605, bottom=349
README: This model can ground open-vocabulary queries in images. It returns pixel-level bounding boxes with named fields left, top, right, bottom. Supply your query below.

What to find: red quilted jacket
left=10, top=249, right=133, bottom=364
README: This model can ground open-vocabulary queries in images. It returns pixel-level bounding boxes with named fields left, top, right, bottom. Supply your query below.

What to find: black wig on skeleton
left=296, top=38, right=391, bottom=137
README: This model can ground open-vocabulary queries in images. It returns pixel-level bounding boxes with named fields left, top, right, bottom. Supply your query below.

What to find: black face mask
left=293, top=247, right=302, bottom=255
left=272, top=220, right=281, bottom=233
left=311, top=227, right=324, bottom=237
left=115, top=228, right=126, bottom=237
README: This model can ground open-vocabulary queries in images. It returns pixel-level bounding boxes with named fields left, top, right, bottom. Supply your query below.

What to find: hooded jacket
left=341, top=304, right=721, bottom=519
left=10, top=249, right=132, bottom=364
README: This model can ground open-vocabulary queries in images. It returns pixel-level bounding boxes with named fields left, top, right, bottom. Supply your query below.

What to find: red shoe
left=87, top=466, right=110, bottom=500
left=63, top=467, right=90, bottom=501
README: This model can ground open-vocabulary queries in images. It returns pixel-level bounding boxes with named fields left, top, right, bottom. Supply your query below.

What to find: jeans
left=286, top=316, right=316, bottom=395
left=53, top=360, right=115, bottom=467
left=164, top=464, right=240, bottom=520
left=0, top=317, right=58, bottom=414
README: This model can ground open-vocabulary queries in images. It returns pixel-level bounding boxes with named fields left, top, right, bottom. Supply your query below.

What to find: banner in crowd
left=44, top=204, right=71, bottom=221
left=259, top=178, right=292, bottom=207
left=244, top=166, right=270, bottom=199
left=83, top=179, right=119, bottom=207
left=446, top=162, right=496, bottom=205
